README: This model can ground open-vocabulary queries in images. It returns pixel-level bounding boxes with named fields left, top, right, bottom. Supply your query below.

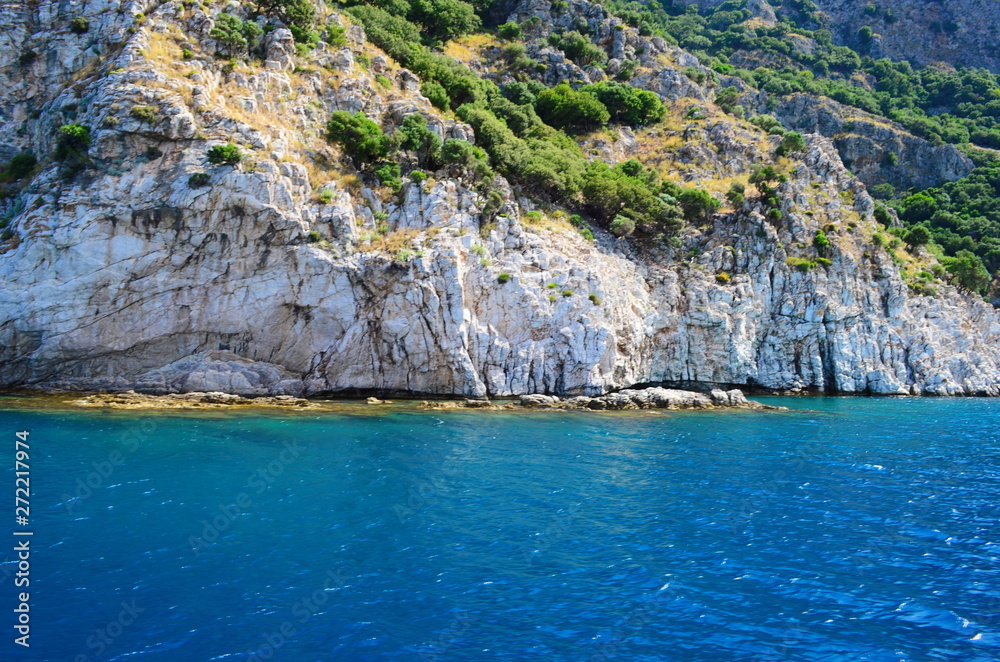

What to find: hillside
left=687, top=0, right=1000, bottom=73
left=1, top=0, right=1000, bottom=396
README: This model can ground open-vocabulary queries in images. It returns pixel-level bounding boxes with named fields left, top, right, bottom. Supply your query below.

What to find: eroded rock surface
left=1, top=0, right=999, bottom=399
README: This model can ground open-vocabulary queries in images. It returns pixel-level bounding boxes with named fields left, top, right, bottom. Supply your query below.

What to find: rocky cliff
left=2, top=0, right=1000, bottom=397
left=683, top=0, right=1000, bottom=73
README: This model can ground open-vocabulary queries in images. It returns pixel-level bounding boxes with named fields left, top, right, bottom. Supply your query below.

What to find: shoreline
left=0, top=387, right=787, bottom=413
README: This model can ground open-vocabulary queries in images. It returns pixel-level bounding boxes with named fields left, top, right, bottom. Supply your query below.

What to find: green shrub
left=290, top=25, right=320, bottom=45
left=903, top=225, right=931, bottom=249
left=375, top=75, right=392, bottom=88
left=375, top=163, right=402, bottom=191
left=497, top=272, right=511, bottom=284
left=408, top=0, right=480, bottom=43
left=715, top=87, right=741, bottom=115
left=546, top=282, right=558, bottom=289
left=130, top=105, right=157, bottom=123
left=421, top=82, right=450, bottom=110
left=497, top=21, right=521, bottom=40
left=70, top=16, right=89, bottom=34
left=398, top=114, right=442, bottom=166
left=534, top=83, right=610, bottom=133
left=813, top=230, right=831, bottom=256
left=317, top=188, right=334, bottom=204
left=409, top=170, right=427, bottom=183
left=943, top=250, right=990, bottom=293
left=816, top=257, right=833, bottom=267
left=440, top=138, right=474, bottom=165
left=0, top=153, right=36, bottom=181
left=588, top=293, right=602, bottom=305
left=187, top=172, right=210, bottom=187
left=776, top=131, right=807, bottom=156
left=256, top=0, right=315, bottom=33
left=548, top=30, right=607, bottom=66
left=610, top=215, right=636, bottom=237
left=873, top=203, right=893, bottom=227
left=206, top=143, right=243, bottom=165
left=548, top=294, right=557, bottom=302
left=561, top=289, right=574, bottom=297
left=716, top=272, right=731, bottom=284
left=55, top=124, right=91, bottom=160
left=677, top=188, right=721, bottom=223
left=750, top=115, right=783, bottom=133
left=209, top=14, right=263, bottom=57
left=786, top=257, right=816, bottom=272
left=581, top=160, right=683, bottom=236
left=726, top=182, right=745, bottom=207
left=326, top=111, right=391, bottom=165
left=580, top=81, right=665, bottom=127
left=181, top=48, right=194, bottom=60
left=327, top=25, right=347, bottom=48
left=307, top=231, right=322, bottom=243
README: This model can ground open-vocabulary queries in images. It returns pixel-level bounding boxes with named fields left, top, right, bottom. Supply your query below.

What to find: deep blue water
left=1, top=397, right=999, bottom=662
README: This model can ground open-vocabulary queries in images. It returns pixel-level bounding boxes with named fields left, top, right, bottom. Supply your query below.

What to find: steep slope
left=684, top=0, right=1000, bottom=73
left=1, top=0, right=999, bottom=396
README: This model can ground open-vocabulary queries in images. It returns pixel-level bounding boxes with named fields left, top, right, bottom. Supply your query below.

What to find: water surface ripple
left=3, top=396, right=999, bottom=661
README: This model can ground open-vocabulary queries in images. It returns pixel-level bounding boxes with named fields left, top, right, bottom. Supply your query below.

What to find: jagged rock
left=690, top=0, right=1000, bottom=72
left=520, top=394, right=561, bottom=407
left=774, top=94, right=973, bottom=190
left=1, top=0, right=1000, bottom=402
left=264, top=29, right=296, bottom=72
left=330, top=48, right=354, bottom=71
left=133, top=351, right=305, bottom=396
left=631, top=67, right=709, bottom=102
left=346, top=25, right=366, bottom=51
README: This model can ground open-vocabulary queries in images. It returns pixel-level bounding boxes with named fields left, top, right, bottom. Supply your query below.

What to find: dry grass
left=520, top=209, right=579, bottom=237
left=143, top=31, right=182, bottom=66
left=443, top=34, right=501, bottom=64
left=355, top=228, right=420, bottom=254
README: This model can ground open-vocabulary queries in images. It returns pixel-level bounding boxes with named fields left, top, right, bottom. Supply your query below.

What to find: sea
left=1, top=395, right=998, bottom=662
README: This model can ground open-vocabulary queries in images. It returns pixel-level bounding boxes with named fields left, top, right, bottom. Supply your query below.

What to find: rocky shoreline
left=53, top=386, right=782, bottom=412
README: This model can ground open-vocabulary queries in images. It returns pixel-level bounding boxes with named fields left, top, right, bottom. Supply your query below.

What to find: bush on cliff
left=580, top=81, right=665, bottom=127
left=943, top=250, right=991, bottom=293
left=326, top=111, right=392, bottom=165
left=55, top=124, right=91, bottom=160
left=206, top=143, right=243, bottom=166
left=256, top=0, right=315, bottom=33
left=534, top=84, right=610, bottom=133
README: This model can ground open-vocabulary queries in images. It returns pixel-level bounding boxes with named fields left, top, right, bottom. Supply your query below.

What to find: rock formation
left=1, top=0, right=1000, bottom=398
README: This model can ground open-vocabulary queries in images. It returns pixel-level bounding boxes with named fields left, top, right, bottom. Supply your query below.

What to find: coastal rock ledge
left=518, top=388, right=780, bottom=411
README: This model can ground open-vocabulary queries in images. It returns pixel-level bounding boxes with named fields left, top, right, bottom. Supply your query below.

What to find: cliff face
left=685, top=0, right=1000, bottom=73
left=2, top=0, right=1000, bottom=397
left=772, top=94, right=973, bottom=191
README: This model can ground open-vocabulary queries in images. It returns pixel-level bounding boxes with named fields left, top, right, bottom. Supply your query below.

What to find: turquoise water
left=2, top=397, right=999, bottom=661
